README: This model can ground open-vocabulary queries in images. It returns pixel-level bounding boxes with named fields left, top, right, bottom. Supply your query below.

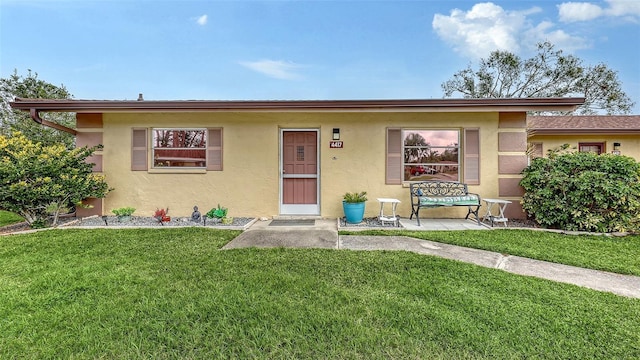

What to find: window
left=579, top=142, right=604, bottom=155
left=153, top=129, right=206, bottom=168
left=131, top=128, right=222, bottom=171
left=403, top=130, right=459, bottom=182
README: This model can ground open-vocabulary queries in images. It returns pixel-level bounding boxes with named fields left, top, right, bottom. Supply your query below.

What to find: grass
left=0, top=210, right=24, bottom=227
left=1, top=228, right=639, bottom=358
left=341, top=229, right=640, bottom=276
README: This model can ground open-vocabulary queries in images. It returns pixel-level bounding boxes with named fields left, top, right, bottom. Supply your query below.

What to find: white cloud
left=558, top=0, right=640, bottom=23
left=195, top=14, right=207, bottom=26
left=607, top=0, right=640, bottom=17
left=558, top=2, right=604, bottom=22
left=524, top=21, right=589, bottom=51
left=433, top=2, right=588, bottom=59
left=239, top=60, right=305, bottom=80
left=432, top=3, right=540, bottom=58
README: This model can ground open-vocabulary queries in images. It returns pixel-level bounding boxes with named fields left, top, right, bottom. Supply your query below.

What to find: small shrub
left=154, top=208, right=170, bottom=222
left=206, top=204, right=228, bottom=219
left=0, top=132, right=111, bottom=226
left=112, top=207, right=136, bottom=217
left=520, top=149, right=640, bottom=232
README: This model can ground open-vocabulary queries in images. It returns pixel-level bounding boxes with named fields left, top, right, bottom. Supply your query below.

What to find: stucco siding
left=99, top=111, right=511, bottom=220
left=528, top=134, right=640, bottom=160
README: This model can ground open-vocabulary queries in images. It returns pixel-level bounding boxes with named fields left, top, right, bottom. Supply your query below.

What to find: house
left=528, top=115, right=640, bottom=158
left=10, top=97, right=584, bottom=221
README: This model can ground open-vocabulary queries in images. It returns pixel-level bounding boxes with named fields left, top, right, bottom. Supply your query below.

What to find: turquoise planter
left=343, top=201, right=366, bottom=224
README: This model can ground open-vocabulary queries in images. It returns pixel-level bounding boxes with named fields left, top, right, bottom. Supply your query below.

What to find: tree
left=0, top=132, right=111, bottom=227
left=441, top=41, right=634, bottom=115
left=0, top=69, right=76, bottom=148
left=404, top=132, right=429, bottom=163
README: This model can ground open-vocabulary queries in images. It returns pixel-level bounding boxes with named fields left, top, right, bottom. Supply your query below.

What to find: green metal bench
left=409, top=181, right=481, bottom=226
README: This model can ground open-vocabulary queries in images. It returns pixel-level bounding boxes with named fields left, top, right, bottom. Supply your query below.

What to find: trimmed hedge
left=520, top=150, right=640, bottom=232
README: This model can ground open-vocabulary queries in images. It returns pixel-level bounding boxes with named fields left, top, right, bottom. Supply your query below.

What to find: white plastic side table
left=482, top=198, right=512, bottom=227
left=377, top=198, right=401, bottom=227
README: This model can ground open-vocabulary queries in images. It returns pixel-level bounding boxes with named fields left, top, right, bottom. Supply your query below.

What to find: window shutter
left=131, top=128, right=148, bottom=171
left=386, top=128, right=402, bottom=184
left=463, top=128, right=480, bottom=185
left=207, top=128, right=223, bottom=171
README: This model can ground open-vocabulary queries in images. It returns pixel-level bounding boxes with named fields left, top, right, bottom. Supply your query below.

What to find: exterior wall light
left=333, top=128, right=340, bottom=140
left=612, top=142, right=621, bottom=155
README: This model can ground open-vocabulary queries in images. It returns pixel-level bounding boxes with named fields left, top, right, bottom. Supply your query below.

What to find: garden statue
left=191, top=206, right=201, bottom=222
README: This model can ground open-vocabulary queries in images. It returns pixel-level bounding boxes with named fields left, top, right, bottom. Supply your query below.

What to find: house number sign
left=329, top=141, right=343, bottom=148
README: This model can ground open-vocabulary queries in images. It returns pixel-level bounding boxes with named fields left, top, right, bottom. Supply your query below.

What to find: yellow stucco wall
left=101, top=111, right=504, bottom=219
left=529, top=134, right=640, bottom=159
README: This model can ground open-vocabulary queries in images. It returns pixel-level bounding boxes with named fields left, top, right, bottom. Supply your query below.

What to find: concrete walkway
left=223, top=218, right=640, bottom=299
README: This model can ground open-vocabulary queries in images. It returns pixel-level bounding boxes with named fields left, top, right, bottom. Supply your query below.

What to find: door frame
left=279, top=128, right=320, bottom=215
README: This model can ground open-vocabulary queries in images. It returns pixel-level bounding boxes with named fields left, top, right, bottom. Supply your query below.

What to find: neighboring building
left=11, top=97, right=583, bottom=220
left=528, top=115, right=640, bottom=159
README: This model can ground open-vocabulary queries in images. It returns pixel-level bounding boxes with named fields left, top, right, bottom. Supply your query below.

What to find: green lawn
left=0, top=210, right=23, bottom=227
left=342, top=229, right=640, bottom=276
left=1, top=228, right=639, bottom=358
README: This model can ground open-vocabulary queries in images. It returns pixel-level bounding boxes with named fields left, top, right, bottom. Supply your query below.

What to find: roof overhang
left=529, top=129, right=640, bottom=136
left=10, top=97, right=585, bottom=113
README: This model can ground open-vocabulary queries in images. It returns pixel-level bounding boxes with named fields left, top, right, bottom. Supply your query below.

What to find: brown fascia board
left=529, top=128, right=640, bottom=136
left=10, top=97, right=585, bottom=113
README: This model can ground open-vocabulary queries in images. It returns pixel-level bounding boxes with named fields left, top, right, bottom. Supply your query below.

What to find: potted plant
left=206, top=204, right=228, bottom=224
left=342, top=191, right=367, bottom=224
left=112, top=207, right=135, bottom=222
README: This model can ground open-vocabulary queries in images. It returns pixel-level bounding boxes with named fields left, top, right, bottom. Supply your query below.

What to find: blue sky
left=1, top=0, right=639, bottom=112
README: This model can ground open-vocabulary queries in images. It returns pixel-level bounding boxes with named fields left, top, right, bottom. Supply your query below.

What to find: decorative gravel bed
left=2, top=216, right=540, bottom=234
left=60, top=216, right=256, bottom=229
left=0, top=221, right=31, bottom=234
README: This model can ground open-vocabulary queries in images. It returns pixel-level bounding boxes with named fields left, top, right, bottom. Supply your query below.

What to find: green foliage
left=441, top=41, right=634, bottom=115
left=0, top=229, right=638, bottom=358
left=0, top=210, right=24, bottom=227
left=1, top=69, right=76, bottom=148
left=0, top=132, right=111, bottom=227
left=206, top=204, right=228, bottom=219
left=111, top=207, right=136, bottom=217
left=343, top=191, right=368, bottom=203
left=344, top=229, right=640, bottom=276
left=520, top=150, right=640, bottom=232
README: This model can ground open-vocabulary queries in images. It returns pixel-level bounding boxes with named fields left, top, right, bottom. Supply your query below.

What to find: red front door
left=281, top=131, right=319, bottom=215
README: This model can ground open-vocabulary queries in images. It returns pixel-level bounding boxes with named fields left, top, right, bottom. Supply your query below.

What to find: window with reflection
left=152, top=129, right=206, bottom=168
left=403, top=130, right=459, bottom=181
left=578, top=142, right=604, bottom=155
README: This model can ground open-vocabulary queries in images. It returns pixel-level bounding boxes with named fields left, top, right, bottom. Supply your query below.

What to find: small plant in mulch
left=206, top=204, right=228, bottom=220
left=112, top=207, right=136, bottom=217
left=154, top=208, right=171, bottom=224
left=112, top=207, right=136, bottom=221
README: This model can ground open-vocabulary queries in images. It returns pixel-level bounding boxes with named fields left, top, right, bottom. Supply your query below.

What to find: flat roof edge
left=10, top=97, right=585, bottom=112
